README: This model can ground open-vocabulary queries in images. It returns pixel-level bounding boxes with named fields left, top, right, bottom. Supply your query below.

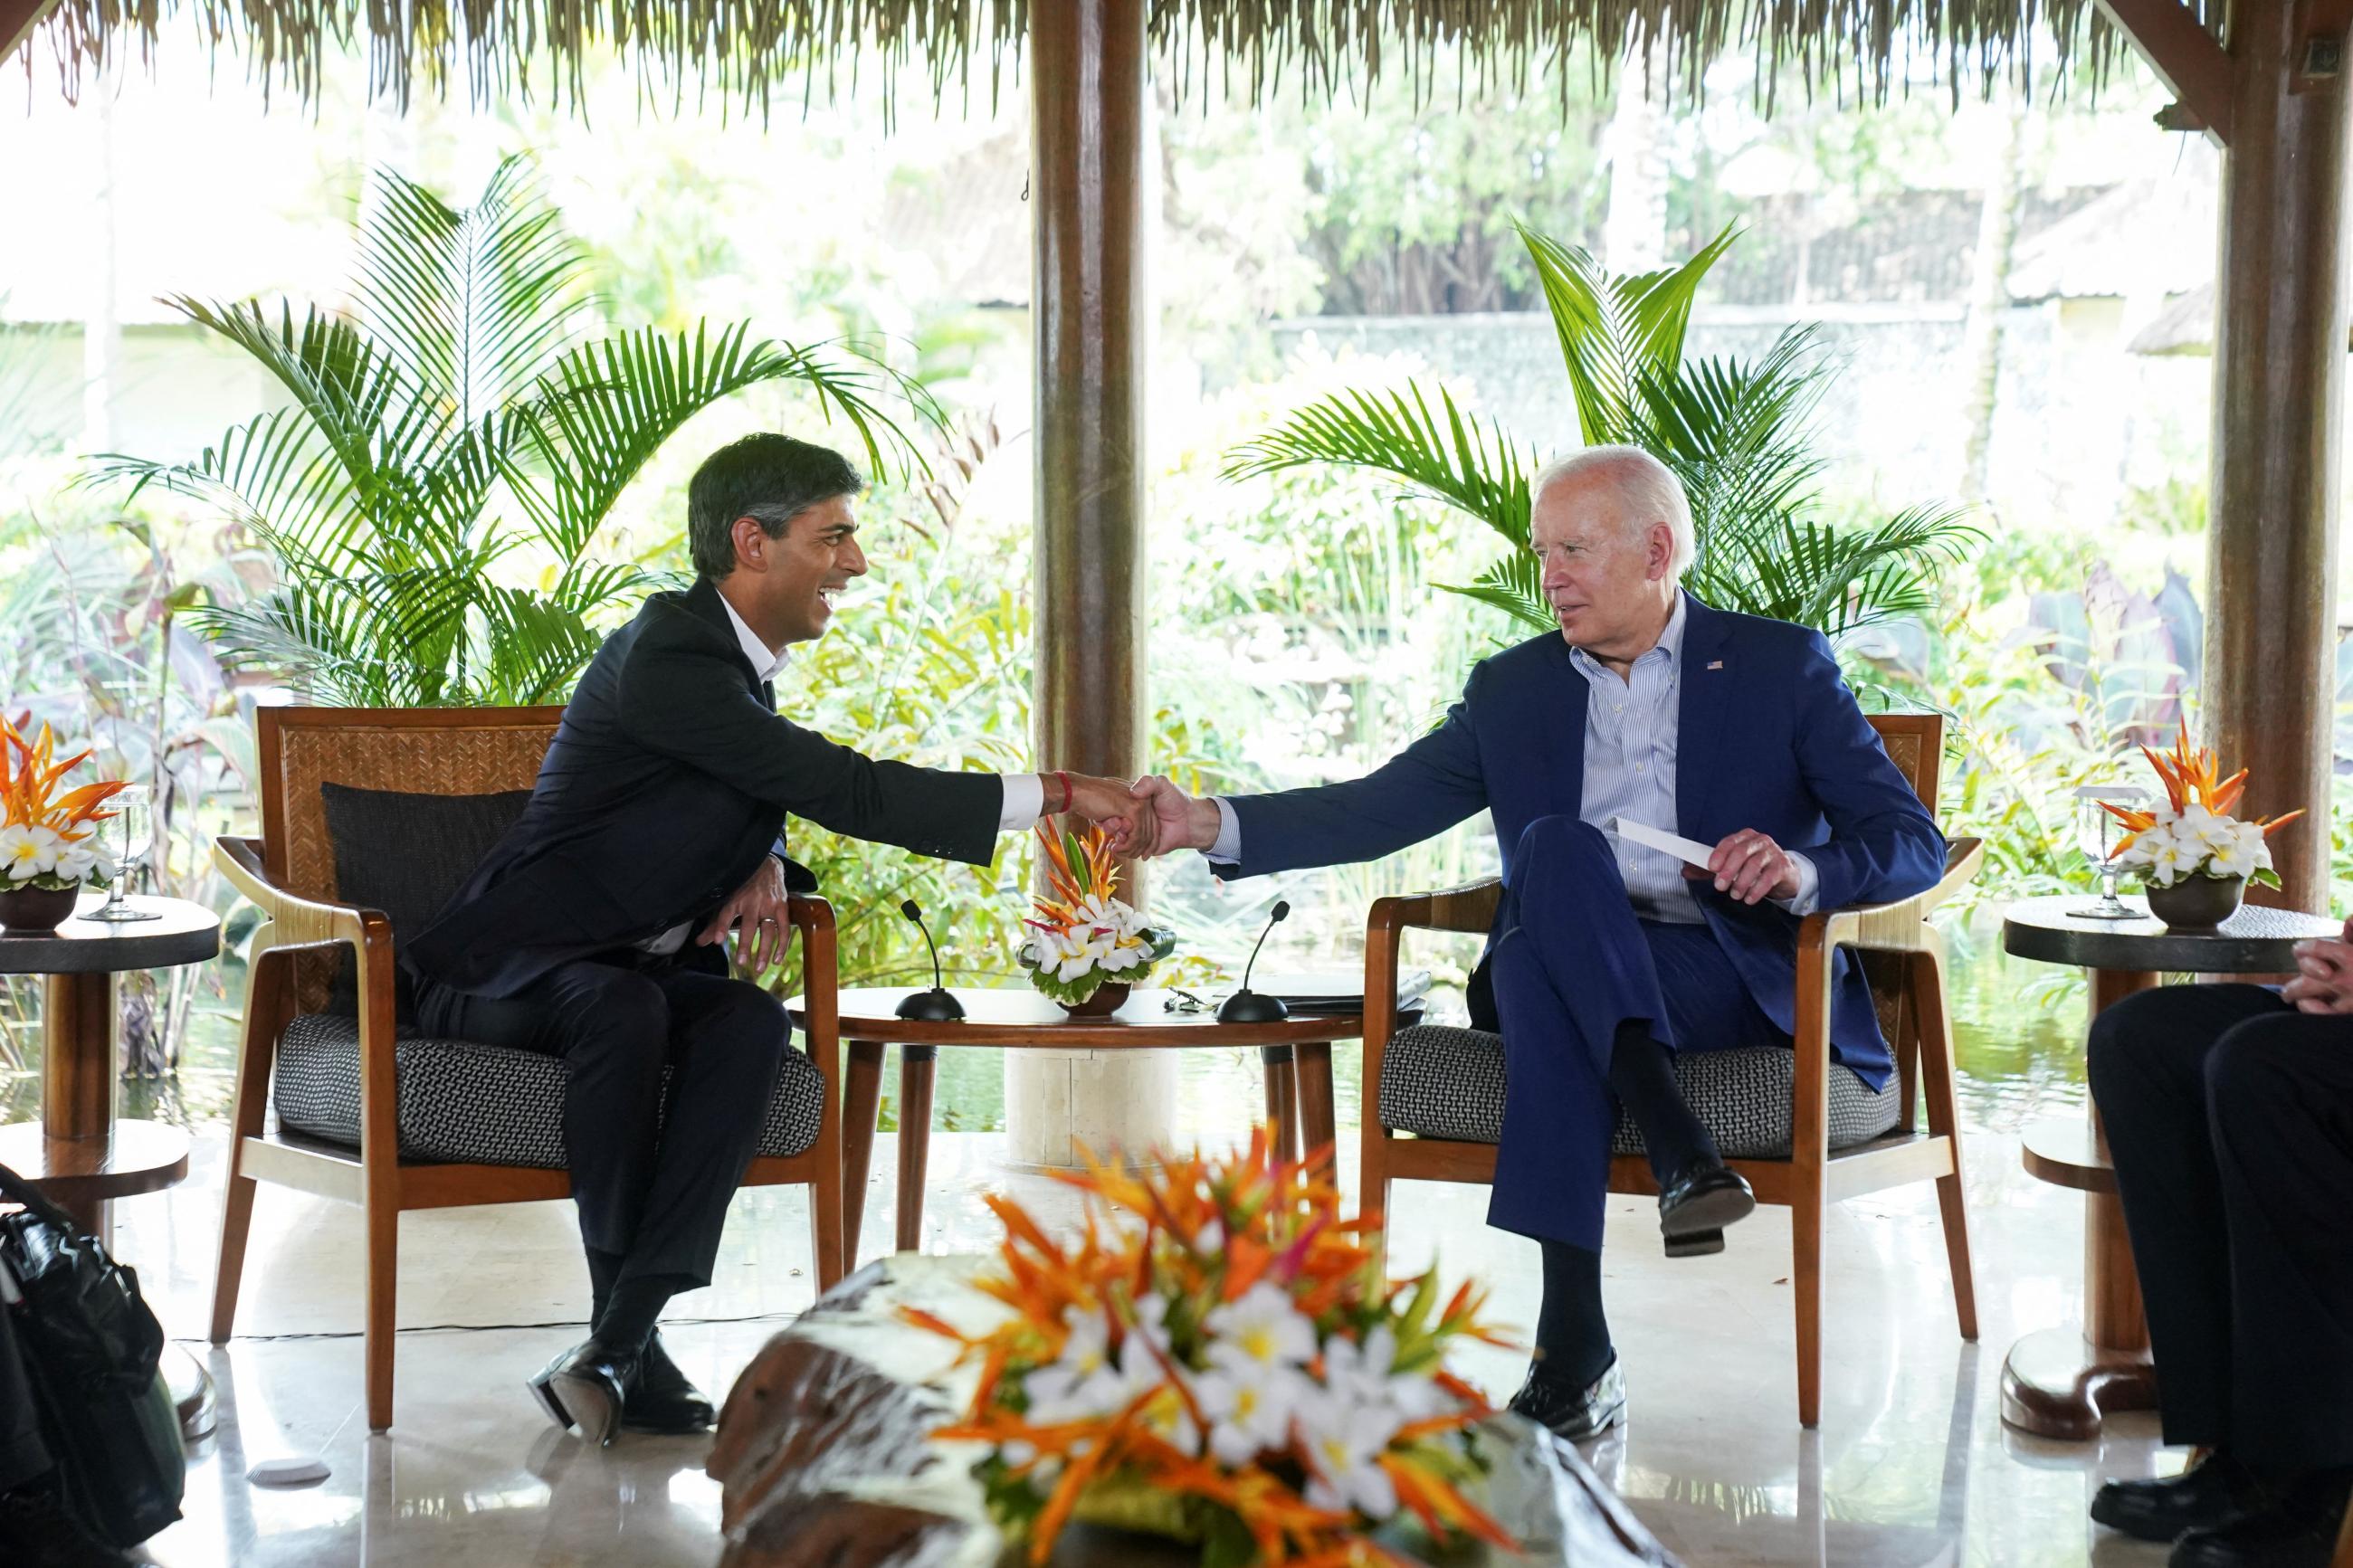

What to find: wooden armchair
left=1358, top=712, right=1980, bottom=1428
left=209, top=706, right=845, bottom=1433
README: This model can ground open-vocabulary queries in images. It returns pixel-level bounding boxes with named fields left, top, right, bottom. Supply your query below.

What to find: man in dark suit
left=2083, top=928, right=2352, bottom=1567
left=1130, top=444, right=1944, bottom=1440
left=405, top=432, right=1150, bottom=1445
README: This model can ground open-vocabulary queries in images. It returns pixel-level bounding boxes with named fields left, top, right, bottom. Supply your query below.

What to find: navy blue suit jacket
left=1218, top=595, right=1945, bottom=1087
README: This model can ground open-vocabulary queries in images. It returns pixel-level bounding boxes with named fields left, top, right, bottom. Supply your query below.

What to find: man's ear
left=731, top=516, right=770, bottom=574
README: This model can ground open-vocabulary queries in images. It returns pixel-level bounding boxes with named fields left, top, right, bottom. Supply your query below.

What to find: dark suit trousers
left=2087, top=983, right=2353, bottom=1469
left=1487, top=816, right=1791, bottom=1250
left=414, top=954, right=789, bottom=1291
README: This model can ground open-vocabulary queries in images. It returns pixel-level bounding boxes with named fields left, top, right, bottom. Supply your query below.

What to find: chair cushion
left=270, top=1012, right=826, bottom=1166
left=1377, top=1025, right=1902, bottom=1158
left=318, top=783, right=534, bottom=1012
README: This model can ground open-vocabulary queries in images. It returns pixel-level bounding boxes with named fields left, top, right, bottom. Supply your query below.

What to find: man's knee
left=1515, top=815, right=1616, bottom=879
left=568, top=972, right=672, bottom=1075
left=2204, top=1017, right=2312, bottom=1127
left=701, top=982, right=792, bottom=1070
left=2086, top=986, right=2173, bottom=1101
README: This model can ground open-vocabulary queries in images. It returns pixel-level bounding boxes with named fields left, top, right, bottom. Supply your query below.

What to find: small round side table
left=1999, top=894, right=2339, bottom=1440
left=0, top=894, right=221, bottom=1241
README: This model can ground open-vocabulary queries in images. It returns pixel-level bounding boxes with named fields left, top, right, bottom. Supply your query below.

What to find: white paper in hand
left=1607, top=816, right=1719, bottom=871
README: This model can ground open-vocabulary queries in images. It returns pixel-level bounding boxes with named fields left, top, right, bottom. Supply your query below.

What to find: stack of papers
left=1238, top=971, right=1433, bottom=1015
left=1608, top=816, right=1719, bottom=870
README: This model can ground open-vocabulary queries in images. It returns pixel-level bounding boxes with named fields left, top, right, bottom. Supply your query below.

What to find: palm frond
left=353, top=156, right=586, bottom=429
left=1437, top=549, right=1552, bottom=634
left=1518, top=221, right=1740, bottom=447
left=1223, top=381, right=1536, bottom=546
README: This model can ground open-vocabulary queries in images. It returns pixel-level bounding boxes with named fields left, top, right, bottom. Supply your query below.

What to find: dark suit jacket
left=1215, top=594, right=1945, bottom=1088
left=406, top=578, right=1004, bottom=997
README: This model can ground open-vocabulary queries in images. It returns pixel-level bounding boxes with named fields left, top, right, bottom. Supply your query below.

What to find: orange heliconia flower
left=1, top=714, right=129, bottom=841
left=906, top=1128, right=1519, bottom=1567
left=2101, top=718, right=2304, bottom=860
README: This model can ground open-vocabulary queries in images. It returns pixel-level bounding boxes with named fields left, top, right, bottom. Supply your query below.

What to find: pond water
left=16, top=919, right=2092, bottom=1141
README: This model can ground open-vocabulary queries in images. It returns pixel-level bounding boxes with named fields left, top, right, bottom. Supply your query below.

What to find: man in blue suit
left=1131, top=445, right=1944, bottom=1440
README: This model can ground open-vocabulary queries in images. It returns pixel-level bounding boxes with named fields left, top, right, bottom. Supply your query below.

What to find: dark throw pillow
left=319, top=782, right=534, bottom=1016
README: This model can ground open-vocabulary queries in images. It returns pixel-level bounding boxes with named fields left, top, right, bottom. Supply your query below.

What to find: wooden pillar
left=1031, top=0, right=1148, bottom=821
left=2205, top=0, right=2349, bottom=911
left=1012, top=0, right=1166, bottom=1168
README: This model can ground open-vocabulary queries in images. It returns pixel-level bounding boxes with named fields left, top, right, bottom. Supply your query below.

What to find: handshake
left=1050, top=774, right=1217, bottom=861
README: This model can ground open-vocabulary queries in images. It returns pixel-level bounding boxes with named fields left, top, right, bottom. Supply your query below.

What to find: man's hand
left=2283, top=915, right=2353, bottom=1014
left=1060, top=773, right=1161, bottom=857
left=1127, top=775, right=1223, bottom=860
left=698, top=855, right=795, bottom=976
left=1684, top=828, right=1800, bottom=906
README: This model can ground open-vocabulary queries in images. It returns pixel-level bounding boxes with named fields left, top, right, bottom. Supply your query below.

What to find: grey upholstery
left=271, top=1012, right=825, bottom=1166
left=1377, top=1024, right=1902, bottom=1157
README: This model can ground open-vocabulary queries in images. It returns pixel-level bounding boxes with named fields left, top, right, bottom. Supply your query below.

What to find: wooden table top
left=787, top=985, right=1370, bottom=1048
left=2003, top=893, right=2340, bottom=974
left=0, top=895, right=221, bottom=974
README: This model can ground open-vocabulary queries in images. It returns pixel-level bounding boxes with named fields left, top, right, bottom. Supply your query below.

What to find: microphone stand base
left=894, top=989, right=967, bottom=1022
left=1215, top=991, right=1290, bottom=1024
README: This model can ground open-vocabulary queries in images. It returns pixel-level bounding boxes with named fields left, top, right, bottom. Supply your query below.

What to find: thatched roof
left=12, top=0, right=2207, bottom=117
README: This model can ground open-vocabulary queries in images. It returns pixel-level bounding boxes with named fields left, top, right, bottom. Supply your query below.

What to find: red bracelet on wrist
left=1053, top=770, right=1073, bottom=815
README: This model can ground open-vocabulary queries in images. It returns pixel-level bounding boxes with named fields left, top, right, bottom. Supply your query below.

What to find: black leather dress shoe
left=2092, top=1452, right=2270, bottom=1544
left=2169, top=1470, right=2351, bottom=1568
left=1657, top=1156, right=1756, bottom=1256
left=529, top=1339, right=642, bottom=1446
left=624, top=1331, right=717, bottom=1434
left=1506, top=1355, right=1627, bottom=1443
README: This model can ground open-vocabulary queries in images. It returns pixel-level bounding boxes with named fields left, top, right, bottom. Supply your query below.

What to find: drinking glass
left=83, top=783, right=161, bottom=923
left=2071, top=784, right=2150, bottom=920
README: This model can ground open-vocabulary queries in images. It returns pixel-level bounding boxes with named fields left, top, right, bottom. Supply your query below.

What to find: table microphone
left=1217, top=900, right=1291, bottom=1023
left=894, top=899, right=966, bottom=1021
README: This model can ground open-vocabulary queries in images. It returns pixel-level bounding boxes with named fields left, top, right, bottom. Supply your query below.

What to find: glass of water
left=2071, top=784, right=2150, bottom=920
left=83, top=783, right=161, bottom=923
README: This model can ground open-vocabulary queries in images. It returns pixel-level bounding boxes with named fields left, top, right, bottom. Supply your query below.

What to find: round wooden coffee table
left=0, top=894, right=221, bottom=1240
left=788, top=986, right=1374, bottom=1259
left=1999, top=894, right=2339, bottom=1440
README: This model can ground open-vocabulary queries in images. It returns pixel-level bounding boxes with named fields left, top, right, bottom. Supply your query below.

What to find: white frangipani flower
left=1204, top=1282, right=1318, bottom=1375
left=1294, top=1387, right=1405, bottom=1519
left=0, top=824, right=61, bottom=882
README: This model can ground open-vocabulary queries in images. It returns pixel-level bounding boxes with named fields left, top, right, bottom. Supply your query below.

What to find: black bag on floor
left=0, top=1161, right=184, bottom=1547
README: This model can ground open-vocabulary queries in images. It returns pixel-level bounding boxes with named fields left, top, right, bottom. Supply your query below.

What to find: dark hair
left=686, top=433, right=865, bottom=579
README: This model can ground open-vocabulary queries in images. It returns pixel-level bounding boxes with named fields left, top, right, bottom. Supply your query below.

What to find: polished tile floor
left=107, top=1111, right=2179, bottom=1568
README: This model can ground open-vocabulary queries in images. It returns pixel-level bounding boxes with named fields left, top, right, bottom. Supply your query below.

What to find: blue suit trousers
left=1486, top=816, right=1792, bottom=1250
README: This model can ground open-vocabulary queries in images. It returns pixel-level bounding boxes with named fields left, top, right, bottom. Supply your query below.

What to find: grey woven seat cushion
left=272, top=1012, right=826, bottom=1166
left=1378, top=1024, right=1901, bottom=1157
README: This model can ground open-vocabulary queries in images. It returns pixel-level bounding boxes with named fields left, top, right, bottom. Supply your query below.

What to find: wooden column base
left=2001, top=1327, right=2158, bottom=1440
left=0, top=1119, right=189, bottom=1242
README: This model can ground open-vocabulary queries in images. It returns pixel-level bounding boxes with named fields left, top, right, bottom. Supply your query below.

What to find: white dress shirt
left=638, top=594, right=1047, bottom=956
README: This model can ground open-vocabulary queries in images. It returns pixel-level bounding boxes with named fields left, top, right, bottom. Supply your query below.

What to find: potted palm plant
left=1224, top=223, right=1978, bottom=645
left=94, top=156, right=938, bottom=707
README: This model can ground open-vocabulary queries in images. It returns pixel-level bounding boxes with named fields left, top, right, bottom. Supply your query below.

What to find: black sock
left=585, top=1247, right=624, bottom=1329
left=1531, top=1240, right=1615, bottom=1390
left=593, top=1274, right=686, bottom=1354
left=1609, top=1020, right=1718, bottom=1184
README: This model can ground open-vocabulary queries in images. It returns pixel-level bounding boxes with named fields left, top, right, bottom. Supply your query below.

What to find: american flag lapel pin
left=1707, top=660, right=1724, bottom=670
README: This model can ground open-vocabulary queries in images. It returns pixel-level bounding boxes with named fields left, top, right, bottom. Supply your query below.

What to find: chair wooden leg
left=808, top=1161, right=845, bottom=1291
left=1914, top=937, right=1979, bottom=1342
left=211, top=945, right=288, bottom=1345
left=2332, top=1491, right=2353, bottom=1568
left=1794, top=1186, right=1824, bottom=1429
left=364, top=1191, right=397, bottom=1432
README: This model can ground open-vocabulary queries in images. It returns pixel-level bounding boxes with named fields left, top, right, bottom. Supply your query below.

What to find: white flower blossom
left=1294, top=1387, right=1405, bottom=1519
left=0, top=824, right=60, bottom=882
left=1204, top=1283, right=1319, bottom=1376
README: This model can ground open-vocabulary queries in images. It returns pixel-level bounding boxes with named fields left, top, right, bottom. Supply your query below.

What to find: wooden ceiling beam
left=2096, top=0, right=2235, bottom=145
left=2, top=0, right=60, bottom=64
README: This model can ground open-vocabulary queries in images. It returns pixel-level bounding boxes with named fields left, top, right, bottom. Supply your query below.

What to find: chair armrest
left=214, top=836, right=389, bottom=954
left=1796, top=837, right=1984, bottom=957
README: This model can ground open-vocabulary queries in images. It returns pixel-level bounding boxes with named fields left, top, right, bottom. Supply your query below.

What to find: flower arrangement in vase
left=1018, top=822, right=1176, bottom=1014
left=904, top=1129, right=1517, bottom=1568
left=2104, top=720, right=2304, bottom=933
left=0, top=717, right=129, bottom=933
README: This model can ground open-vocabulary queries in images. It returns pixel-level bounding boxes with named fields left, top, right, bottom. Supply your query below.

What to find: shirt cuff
left=1775, top=852, right=1822, bottom=916
left=1205, top=796, right=1243, bottom=865
left=1000, top=774, right=1045, bottom=831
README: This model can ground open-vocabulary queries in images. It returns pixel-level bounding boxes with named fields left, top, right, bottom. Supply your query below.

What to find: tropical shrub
left=96, top=156, right=937, bottom=708
left=1224, top=224, right=1979, bottom=646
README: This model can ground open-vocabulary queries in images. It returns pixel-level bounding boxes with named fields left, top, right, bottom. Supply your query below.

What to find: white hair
left=1531, top=444, right=1696, bottom=578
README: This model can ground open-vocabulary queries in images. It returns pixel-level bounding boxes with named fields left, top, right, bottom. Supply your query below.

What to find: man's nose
left=844, top=539, right=869, bottom=576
